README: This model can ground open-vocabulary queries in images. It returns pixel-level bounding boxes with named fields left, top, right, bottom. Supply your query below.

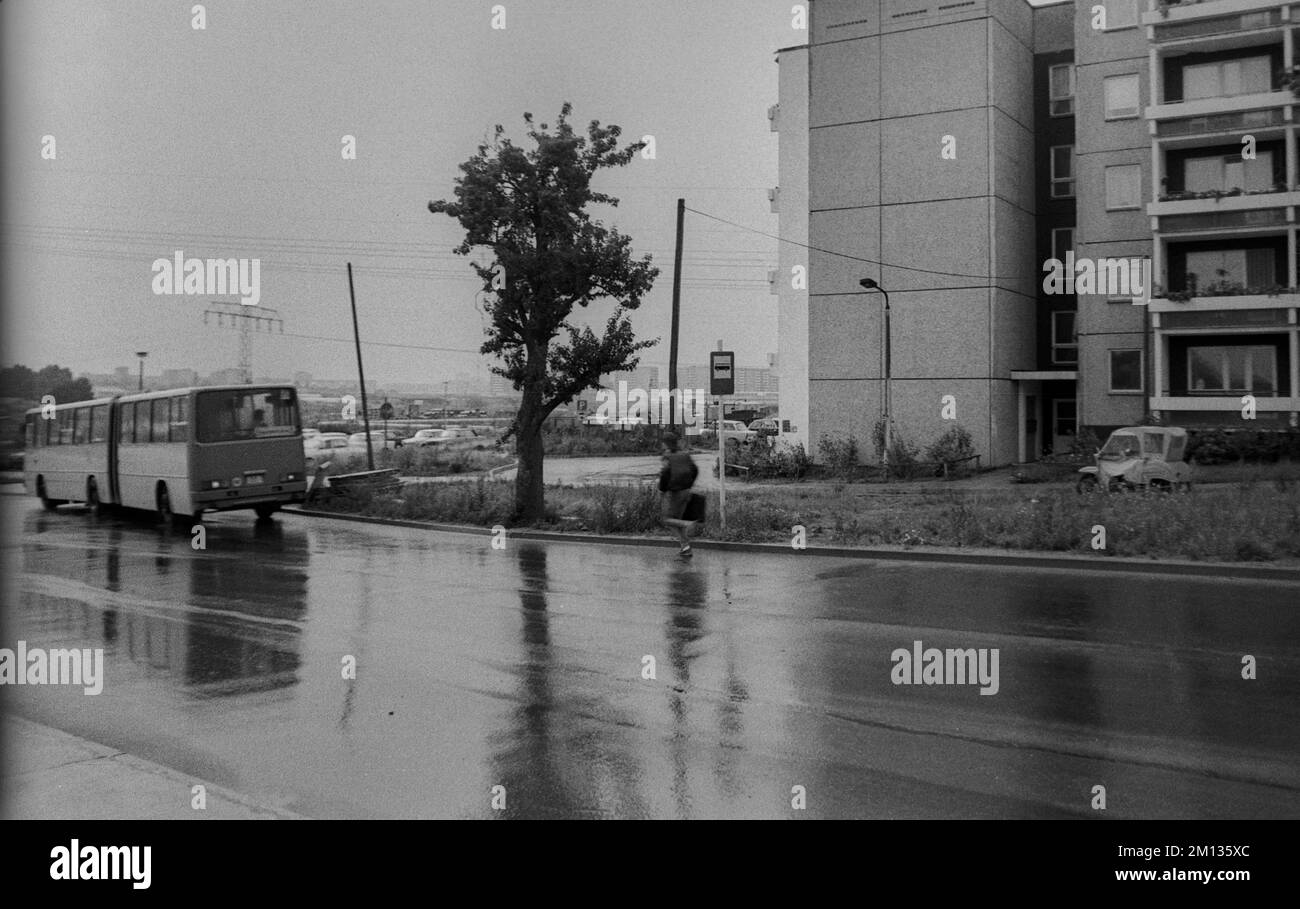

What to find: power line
left=684, top=205, right=1029, bottom=282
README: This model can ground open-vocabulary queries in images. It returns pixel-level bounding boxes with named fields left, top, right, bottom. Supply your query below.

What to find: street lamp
left=858, top=278, right=891, bottom=474
left=135, top=351, right=148, bottom=391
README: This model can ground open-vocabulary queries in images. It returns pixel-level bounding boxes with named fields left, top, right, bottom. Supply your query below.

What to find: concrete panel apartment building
left=773, top=0, right=1300, bottom=464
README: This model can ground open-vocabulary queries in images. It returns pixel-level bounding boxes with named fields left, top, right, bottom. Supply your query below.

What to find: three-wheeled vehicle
left=1077, top=426, right=1194, bottom=493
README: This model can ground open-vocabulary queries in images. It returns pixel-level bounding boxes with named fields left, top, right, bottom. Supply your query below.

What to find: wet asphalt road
left=2, top=493, right=1298, bottom=819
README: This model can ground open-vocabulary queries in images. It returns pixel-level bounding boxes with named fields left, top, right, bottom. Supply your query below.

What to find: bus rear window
left=196, top=389, right=298, bottom=442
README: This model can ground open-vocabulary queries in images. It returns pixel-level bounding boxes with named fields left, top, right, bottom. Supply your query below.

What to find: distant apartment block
left=160, top=368, right=198, bottom=389
left=776, top=0, right=1300, bottom=466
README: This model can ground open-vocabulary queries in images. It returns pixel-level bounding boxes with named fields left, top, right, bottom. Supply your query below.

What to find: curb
left=283, top=506, right=1300, bottom=581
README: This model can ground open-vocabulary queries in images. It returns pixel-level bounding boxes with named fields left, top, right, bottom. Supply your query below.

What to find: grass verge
left=309, top=475, right=1300, bottom=563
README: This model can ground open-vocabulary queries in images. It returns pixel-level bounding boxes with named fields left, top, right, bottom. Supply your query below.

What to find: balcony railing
left=1145, top=0, right=1289, bottom=28
left=1155, top=106, right=1284, bottom=138
left=1147, top=291, right=1299, bottom=312
left=1155, top=207, right=1288, bottom=232
left=1150, top=4, right=1282, bottom=41
left=1146, top=91, right=1291, bottom=124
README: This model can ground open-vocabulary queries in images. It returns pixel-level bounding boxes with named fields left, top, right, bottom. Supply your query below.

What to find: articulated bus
left=24, top=385, right=307, bottom=522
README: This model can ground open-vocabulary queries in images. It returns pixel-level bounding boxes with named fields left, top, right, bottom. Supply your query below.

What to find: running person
left=658, top=432, right=699, bottom=557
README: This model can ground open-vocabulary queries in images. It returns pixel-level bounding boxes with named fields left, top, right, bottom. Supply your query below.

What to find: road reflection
left=17, top=510, right=309, bottom=699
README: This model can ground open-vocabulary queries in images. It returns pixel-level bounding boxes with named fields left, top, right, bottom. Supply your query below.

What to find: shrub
left=734, top=441, right=812, bottom=479
left=924, top=425, right=976, bottom=468
left=884, top=433, right=922, bottom=479
left=1188, top=429, right=1233, bottom=465
left=817, top=434, right=860, bottom=479
left=1068, top=428, right=1102, bottom=460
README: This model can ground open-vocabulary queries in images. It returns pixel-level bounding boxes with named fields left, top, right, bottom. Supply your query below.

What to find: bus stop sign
left=710, top=351, right=735, bottom=396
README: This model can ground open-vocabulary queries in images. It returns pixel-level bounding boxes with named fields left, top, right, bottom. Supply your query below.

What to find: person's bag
left=670, top=452, right=696, bottom=490
left=684, top=492, right=706, bottom=523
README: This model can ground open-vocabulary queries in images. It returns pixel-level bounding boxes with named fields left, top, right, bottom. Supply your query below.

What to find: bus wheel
left=86, top=479, right=106, bottom=517
left=156, top=485, right=175, bottom=527
left=37, top=477, right=63, bottom=512
left=254, top=503, right=279, bottom=521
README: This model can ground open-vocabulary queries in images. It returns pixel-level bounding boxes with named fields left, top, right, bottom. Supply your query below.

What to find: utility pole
left=669, top=198, right=684, bottom=433
left=347, top=262, right=375, bottom=470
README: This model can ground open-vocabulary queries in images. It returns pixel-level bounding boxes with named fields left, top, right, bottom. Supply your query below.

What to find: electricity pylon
left=202, top=302, right=283, bottom=384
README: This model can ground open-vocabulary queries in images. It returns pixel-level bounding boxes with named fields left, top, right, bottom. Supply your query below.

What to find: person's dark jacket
left=658, top=451, right=698, bottom=492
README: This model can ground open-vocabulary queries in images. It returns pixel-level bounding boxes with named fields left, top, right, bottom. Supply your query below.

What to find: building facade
left=777, top=0, right=1300, bottom=466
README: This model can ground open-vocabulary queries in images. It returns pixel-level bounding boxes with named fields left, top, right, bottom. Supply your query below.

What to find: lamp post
left=135, top=351, right=148, bottom=391
left=858, top=279, right=890, bottom=475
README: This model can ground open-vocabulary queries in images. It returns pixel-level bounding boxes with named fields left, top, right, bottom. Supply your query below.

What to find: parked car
left=1077, top=426, right=1194, bottom=493
left=404, top=428, right=455, bottom=448
left=304, top=436, right=350, bottom=468
left=305, top=431, right=346, bottom=448
left=718, top=420, right=757, bottom=448
left=346, top=430, right=404, bottom=454
left=749, top=418, right=780, bottom=438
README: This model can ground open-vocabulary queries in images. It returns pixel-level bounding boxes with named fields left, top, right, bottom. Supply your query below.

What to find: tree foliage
left=0, top=364, right=93, bottom=404
left=428, top=103, right=659, bottom=521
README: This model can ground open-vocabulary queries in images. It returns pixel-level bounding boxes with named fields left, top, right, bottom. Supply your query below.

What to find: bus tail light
left=283, top=471, right=302, bottom=482
left=206, top=479, right=229, bottom=489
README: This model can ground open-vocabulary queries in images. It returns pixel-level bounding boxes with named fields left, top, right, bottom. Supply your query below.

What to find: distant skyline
left=1, top=1, right=797, bottom=388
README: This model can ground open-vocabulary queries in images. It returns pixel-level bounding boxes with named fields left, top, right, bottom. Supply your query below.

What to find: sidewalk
left=1, top=715, right=303, bottom=820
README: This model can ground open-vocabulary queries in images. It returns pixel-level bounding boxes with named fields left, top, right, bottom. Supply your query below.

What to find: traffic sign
left=379, top=401, right=394, bottom=421
left=710, top=351, right=735, bottom=396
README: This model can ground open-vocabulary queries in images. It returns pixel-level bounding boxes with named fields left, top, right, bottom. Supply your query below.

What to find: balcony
left=1151, top=394, right=1299, bottom=410
left=1155, top=106, right=1285, bottom=142
left=1148, top=186, right=1300, bottom=216
left=1146, top=89, right=1291, bottom=122
left=1146, top=2, right=1285, bottom=47
left=1147, top=291, right=1299, bottom=311
left=1144, top=0, right=1287, bottom=30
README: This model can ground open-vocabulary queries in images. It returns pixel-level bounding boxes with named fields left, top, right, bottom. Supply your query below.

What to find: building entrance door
left=1052, top=398, right=1077, bottom=455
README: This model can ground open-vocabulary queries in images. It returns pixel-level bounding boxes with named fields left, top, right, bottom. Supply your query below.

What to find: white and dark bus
left=24, top=385, right=307, bottom=522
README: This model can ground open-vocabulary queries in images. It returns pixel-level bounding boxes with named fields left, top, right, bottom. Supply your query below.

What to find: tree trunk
left=514, top=414, right=545, bottom=523
left=513, top=345, right=548, bottom=523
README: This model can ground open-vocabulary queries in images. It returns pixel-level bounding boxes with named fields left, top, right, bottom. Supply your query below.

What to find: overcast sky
left=1, top=0, right=802, bottom=389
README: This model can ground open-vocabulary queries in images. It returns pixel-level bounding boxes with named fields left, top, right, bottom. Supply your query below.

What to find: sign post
left=379, top=400, right=394, bottom=449
left=710, top=350, right=735, bottom=533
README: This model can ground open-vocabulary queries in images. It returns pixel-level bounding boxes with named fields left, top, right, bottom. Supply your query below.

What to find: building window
left=1051, top=227, right=1074, bottom=263
left=1049, top=64, right=1074, bottom=116
left=1109, top=349, right=1144, bottom=393
left=1188, top=345, right=1277, bottom=394
left=1184, top=247, right=1274, bottom=291
left=1104, top=74, right=1141, bottom=119
left=1105, top=164, right=1142, bottom=210
left=1051, top=311, right=1078, bottom=365
left=1100, top=0, right=1138, bottom=30
left=1051, top=146, right=1075, bottom=199
left=1183, top=56, right=1271, bottom=101
left=1183, top=150, right=1274, bottom=194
